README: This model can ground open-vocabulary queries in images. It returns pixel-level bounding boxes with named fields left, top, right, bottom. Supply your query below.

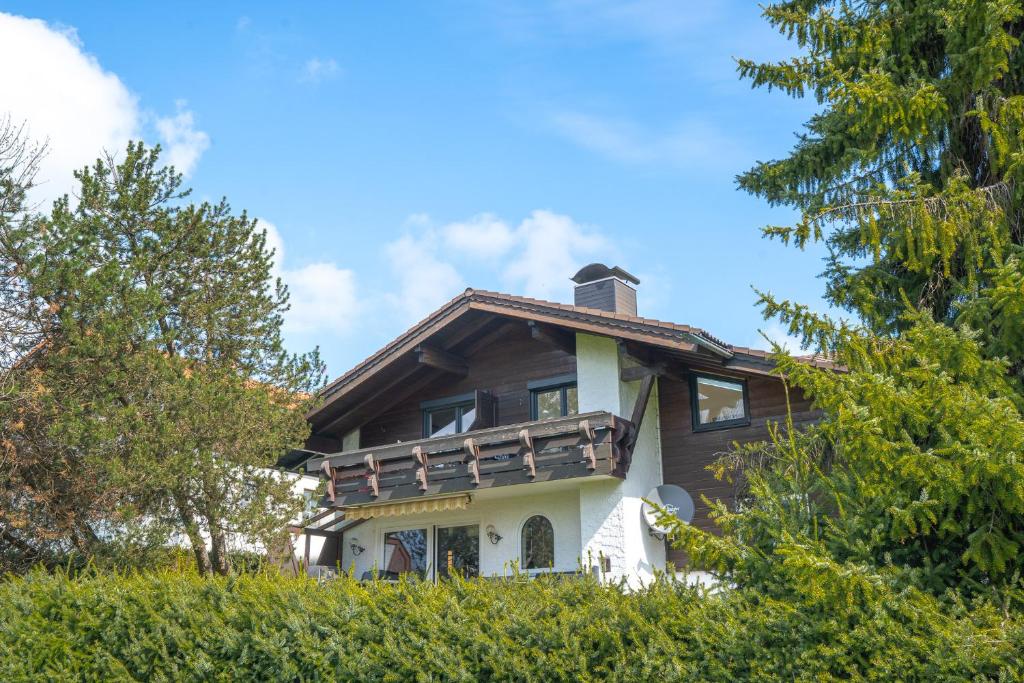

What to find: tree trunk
left=175, top=495, right=212, bottom=575
left=209, top=526, right=230, bottom=576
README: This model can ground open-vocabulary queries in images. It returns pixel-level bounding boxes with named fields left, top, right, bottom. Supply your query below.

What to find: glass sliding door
left=382, top=528, right=428, bottom=579
left=435, top=524, right=480, bottom=579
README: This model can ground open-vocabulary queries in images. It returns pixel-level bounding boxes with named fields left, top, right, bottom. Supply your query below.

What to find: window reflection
left=694, top=376, right=747, bottom=426
left=521, top=515, right=554, bottom=569
left=383, top=529, right=428, bottom=578
left=436, top=525, right=479, bottom=579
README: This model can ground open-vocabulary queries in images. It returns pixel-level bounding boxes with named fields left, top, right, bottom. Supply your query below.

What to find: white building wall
left=575, top=333, right=665, bottom=588
left=337, top=486, right=582, bottom=579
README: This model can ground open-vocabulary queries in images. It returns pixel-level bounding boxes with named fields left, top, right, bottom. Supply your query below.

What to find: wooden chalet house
left=286, top=264, right=820, bottom=585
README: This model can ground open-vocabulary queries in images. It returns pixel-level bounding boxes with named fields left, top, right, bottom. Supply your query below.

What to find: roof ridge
left=316, top=287, right=786, bottom=403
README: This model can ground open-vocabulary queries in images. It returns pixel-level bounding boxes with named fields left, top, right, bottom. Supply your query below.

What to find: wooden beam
left=317, top=366, right=439, bottom=436
left=528, top=320, right=575, bottom=355
left=459, top=319, right=518, bottom=357
left=626, top=374, right=655, bottom=452
left=440, top=312, right=497, bottom=351
left=463, top=437, right=481, bottom=485
left=468, top=301, right=700, bottom=353
left=519, top=428, right=537, bottom=478
left=618, top=341, right=689, bottom=383
left=414, top=344, right=468, bottom=375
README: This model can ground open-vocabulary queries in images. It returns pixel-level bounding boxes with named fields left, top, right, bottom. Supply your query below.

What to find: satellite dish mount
left=642, top=484, right=695, bottom=540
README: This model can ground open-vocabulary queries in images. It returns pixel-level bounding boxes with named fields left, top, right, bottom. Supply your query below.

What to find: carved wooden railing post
left=364, top=453, right=380, bottom=498
left=518, top=428, right=536, bottom=479
left=578, top=418, right=597, bottom=470
left=463, top=437, right=481, bottom=485
left=413, top=446, right=429, bottom=491
left=320, top=460, right=337, bottom=503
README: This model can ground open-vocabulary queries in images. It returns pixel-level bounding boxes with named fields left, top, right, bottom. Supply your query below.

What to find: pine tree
left=667, top=2, right=1024, bottom=608
left=1, top=142, right=325, bottom=574
left=738, top=0, right=1024, bottom=377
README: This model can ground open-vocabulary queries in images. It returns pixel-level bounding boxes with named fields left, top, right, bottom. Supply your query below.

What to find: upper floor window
left=691, top=373, right=749, bottom=431
left=421, top=393, right=476, bottom=438
left=529, top=375, right=578, bottom=421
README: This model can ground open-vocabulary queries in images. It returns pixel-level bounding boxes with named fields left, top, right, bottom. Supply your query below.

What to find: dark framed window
left=382, top=528, right=428, bottom=578
left=422, top=393, right=476, bottom=438
left=521, top=515, right=554, bottom=569
left=690, top=373, right=750, bottom=431
left=528, top=375, right=579, bottom=421
left=436, top=524, right=480, bottom=579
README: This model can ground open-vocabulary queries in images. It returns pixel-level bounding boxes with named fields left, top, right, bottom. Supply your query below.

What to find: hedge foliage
left=1, top=570, right=1021, bottom=682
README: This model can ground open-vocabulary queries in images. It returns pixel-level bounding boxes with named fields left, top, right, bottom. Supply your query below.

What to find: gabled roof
left=318, top=288, right=728, bottom=401
left=308, top=288, right=835, bottom=434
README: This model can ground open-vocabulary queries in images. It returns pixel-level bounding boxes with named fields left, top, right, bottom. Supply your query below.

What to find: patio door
left=382, top=528, right=428, bottom=579
left=381, top=524, right=479, bottom=580
left=435, top=524, right=480, bottom=579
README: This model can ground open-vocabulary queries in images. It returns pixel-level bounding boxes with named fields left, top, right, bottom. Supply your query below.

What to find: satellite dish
left=642, top=484, right=694, bottom=537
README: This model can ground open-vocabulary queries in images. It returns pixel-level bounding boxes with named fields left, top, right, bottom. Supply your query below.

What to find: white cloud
left=0, top=12, right=139, bottom=201
left=260, top=219, right=360, bottom=336
left=384, top=232, right=466, bottom=323
left=549, top=111, right=742, bottom=169
left=383, top=209, right=610, bottom=324
left=502, top=210, right=608, bottom=300
left=756, top=322, right=806, bottom=353
left=0, top=12, right=210, bottom=201
left=300, top=57, right=341, bottom=84
left=441, top=213, right=517, bottom=260
left=154, top=100, right=210, bottom=177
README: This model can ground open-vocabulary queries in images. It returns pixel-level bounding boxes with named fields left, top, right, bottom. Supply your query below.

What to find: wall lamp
left=350, top=539, right=365, bottom=556
left=486, top=525, right=503, bottom=545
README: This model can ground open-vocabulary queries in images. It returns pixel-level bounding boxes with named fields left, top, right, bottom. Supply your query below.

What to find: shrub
left=0, top=570, right=1020, bottom=681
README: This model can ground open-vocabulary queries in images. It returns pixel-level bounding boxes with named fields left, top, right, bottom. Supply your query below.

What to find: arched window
left=521, top=515, right=554, bottom=569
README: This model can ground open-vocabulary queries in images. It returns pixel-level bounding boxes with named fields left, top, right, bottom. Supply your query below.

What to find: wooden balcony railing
left=305, top=411, right=634, bottom=508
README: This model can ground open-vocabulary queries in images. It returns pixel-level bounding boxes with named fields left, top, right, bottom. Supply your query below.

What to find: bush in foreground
left=0, top=570, right=1020, bottom=681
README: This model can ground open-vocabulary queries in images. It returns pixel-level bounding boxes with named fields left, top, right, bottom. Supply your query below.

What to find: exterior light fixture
left=350, top=539, right=365, bottom=556
left=486, top=525, right=503, bottom=545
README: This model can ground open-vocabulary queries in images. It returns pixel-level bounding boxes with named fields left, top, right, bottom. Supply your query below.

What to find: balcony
left=304, top=410, right=635, bottom=509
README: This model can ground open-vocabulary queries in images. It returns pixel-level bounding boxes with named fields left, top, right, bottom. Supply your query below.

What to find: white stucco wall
left=336, top=486, right=582, bottom=579
left=575, top=333, right=665, bottom=588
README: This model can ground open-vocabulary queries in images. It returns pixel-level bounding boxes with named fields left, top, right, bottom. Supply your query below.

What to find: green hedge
left=0, top=571, right=1020, bottom=681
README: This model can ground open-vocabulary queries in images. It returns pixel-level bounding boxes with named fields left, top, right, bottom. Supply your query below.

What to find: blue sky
left=0, top=2, right=831, bottom=377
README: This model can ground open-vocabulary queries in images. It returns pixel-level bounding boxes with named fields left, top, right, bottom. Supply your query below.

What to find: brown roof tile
left=318, top=288, right=809, bottom=403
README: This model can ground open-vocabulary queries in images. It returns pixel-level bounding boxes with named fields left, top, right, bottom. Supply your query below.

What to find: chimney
left=571, top=263, right=640, bottom=316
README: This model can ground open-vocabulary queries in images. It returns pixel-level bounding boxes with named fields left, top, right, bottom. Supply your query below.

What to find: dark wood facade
left=658, top=374, right=818, bottom=565
left=359, top=322, right=577, bottom=448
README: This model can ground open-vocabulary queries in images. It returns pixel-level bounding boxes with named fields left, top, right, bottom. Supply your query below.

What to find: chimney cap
left=571, top=263, right=640, bottom=286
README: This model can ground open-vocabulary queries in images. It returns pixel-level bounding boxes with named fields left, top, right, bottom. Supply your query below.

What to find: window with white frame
left=520, top=515, right=554, bottom=569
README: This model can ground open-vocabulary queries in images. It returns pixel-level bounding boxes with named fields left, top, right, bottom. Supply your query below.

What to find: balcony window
left=529, top=375, right=578, bottom=421
left=422, top=393, right=476, bottom=438
left=691, top=373, right=749, bottom=431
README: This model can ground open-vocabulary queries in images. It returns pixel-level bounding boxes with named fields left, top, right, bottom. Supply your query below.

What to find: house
left=286, top=264, right=822, bottom=586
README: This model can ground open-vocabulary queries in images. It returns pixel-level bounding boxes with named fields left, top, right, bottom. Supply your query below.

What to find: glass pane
left=436, top=525, right=479, bottom=579
left=695, top=377, right=746, bottom=425
left=460, top=405, right=476, bottom=431
left=565, top=385, right=578, bottom=416
left=428, top=407, right=459, bottom=437
left=535, top=389, right=562, bottom=420
left=521, top=515, right=554, bottom=569
left=383, top=529, right=428, bottom=578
